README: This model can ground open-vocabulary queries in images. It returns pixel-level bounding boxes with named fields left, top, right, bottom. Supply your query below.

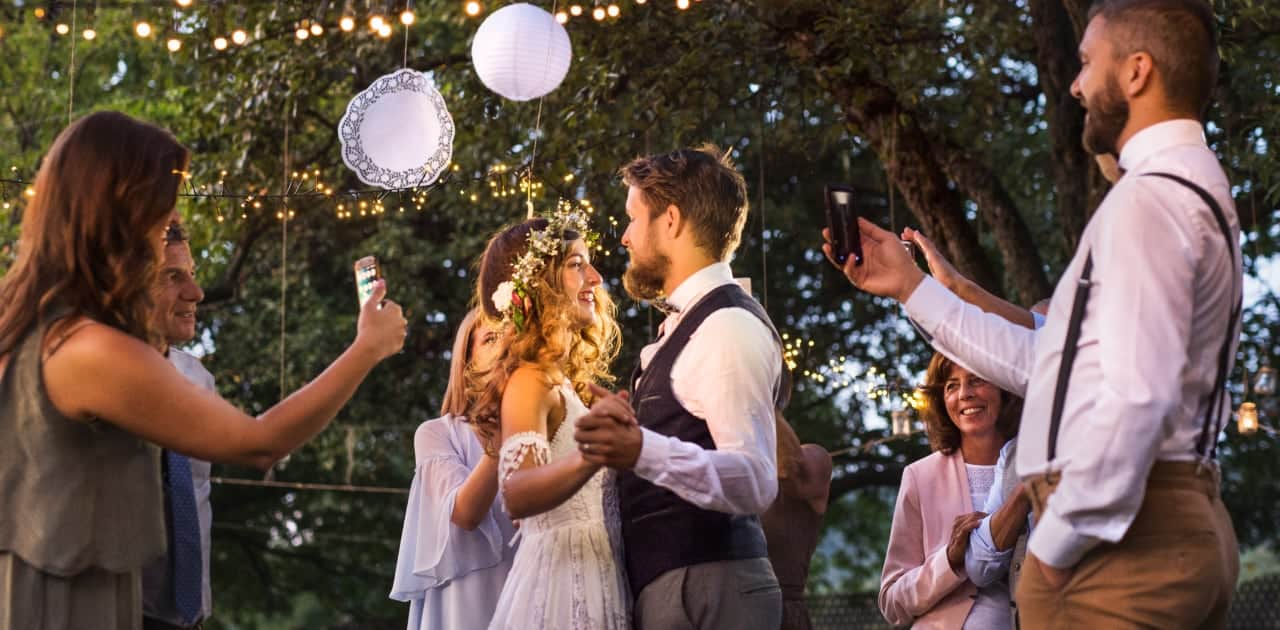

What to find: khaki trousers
left=1017, top=462, right=1238, bottom=630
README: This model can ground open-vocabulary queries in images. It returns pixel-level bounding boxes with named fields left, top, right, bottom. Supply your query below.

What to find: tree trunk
left=1029, top=0, right=1106, bottom=255
left=835, top=80, right=1002, bottom=295
left=939, top=143, right=1053, bottom=304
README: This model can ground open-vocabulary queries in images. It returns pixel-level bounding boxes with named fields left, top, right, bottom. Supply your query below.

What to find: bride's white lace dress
left=487, top=384, right=630, bottom=630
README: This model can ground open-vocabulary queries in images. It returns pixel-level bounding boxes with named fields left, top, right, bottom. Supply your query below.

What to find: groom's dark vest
left=618, top=283, right=789, bottom=594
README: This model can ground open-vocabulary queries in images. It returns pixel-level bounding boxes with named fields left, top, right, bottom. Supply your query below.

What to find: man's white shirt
left=905, top=119, right=1240, bottom=568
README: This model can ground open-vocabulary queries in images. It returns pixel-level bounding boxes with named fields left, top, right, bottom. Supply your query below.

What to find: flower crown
left=491, top=200, right=599, bottom=332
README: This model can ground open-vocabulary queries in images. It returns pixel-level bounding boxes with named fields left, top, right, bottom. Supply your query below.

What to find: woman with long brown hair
left=465, top=212, right=629, bottom=630
left=0, top=111, right=406, bottom=629
left=878, top=352, right=1021, bottom=629
left=391, top=308, right=517, bottom=629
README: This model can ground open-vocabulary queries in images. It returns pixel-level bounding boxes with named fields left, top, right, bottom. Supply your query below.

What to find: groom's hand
left=575, top=384, right=642, bottom=469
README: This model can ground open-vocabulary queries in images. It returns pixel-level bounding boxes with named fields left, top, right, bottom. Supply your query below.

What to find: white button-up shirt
left=905, top=119, right=1240, bottom=568
left=632, top=262, right=782, bottom=515
left=143, top=348, right=216, bottom=623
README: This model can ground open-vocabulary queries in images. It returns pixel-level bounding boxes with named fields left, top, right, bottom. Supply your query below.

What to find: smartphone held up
left=824, top=184, right=863, bottom=266
left=354, top=256, right=382, bottom=307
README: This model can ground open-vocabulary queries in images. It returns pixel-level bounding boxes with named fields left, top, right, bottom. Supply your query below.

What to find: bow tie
left=652, top=297, right=680, bottom=315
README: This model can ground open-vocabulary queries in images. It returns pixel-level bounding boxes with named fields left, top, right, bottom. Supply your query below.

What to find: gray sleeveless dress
left=0, top=313, right=166, bottom=630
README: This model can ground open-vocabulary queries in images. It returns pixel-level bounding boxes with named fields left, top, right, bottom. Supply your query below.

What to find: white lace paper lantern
left=471, top=3, right=572, bottom=101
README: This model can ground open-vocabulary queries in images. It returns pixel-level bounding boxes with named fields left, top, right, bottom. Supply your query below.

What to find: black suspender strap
left=1144, top=172, right=1241, bottom=459
left=1046, top=172, right=1240, bottom=463
left=1047, top=255, right=1093, bottom=463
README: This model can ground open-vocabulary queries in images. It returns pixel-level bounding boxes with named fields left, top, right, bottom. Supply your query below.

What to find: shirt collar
left=1117, top=119, right=1207, bottom=173
left=666, top=261, right=735, bottom=312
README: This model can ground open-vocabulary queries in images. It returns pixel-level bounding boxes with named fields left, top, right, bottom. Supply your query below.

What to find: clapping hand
left=822, top=219, right=926, bottom=304
left=946, top=511, right=987, bottom=572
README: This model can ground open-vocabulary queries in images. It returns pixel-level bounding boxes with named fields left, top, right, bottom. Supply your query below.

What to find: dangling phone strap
left=1047, top=172, right=1240, bottom=463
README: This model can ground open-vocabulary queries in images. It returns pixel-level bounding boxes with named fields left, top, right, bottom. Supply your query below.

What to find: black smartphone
left=353, top=255, right=382, bottom=306
left=824, top=184, right=862, bottom=266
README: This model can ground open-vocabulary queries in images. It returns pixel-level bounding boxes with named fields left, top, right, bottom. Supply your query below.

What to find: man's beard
left=1081, top=73, right=1130, bottom=156
left=623, top=245, right=671, bottom=302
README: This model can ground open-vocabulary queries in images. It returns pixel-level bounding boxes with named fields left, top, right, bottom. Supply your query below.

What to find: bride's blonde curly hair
left=464, top=218, right=621, bottom=451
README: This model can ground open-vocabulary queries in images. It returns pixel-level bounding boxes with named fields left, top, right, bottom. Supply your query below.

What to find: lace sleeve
left=498, top=431, right=550, bottom=505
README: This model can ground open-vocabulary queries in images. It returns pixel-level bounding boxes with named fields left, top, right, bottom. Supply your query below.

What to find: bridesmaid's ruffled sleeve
left=390, top=420, right=506, bottom=601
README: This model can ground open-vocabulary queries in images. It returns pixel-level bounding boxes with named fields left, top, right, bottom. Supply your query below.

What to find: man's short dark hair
left=1088, top=0, right=1219, bottom=117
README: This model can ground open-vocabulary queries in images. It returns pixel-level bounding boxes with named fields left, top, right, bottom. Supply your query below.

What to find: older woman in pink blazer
left=879, top=352, right=1022, bottom=629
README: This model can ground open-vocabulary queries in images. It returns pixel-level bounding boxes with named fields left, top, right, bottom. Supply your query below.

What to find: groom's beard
left=1081, top=73, right=1129, bottom=157
left=623, top=246, right=671, bottom=302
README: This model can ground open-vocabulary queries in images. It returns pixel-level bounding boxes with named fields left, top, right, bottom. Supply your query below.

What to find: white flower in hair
left=492, top=280, right=516, bottom=315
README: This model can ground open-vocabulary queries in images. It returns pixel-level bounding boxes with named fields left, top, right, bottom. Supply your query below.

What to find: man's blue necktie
left=165, top=450, right=203, bottom=625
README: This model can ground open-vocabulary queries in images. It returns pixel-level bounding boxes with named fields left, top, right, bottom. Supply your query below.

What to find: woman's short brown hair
left=919, top=352, right=1022, bottom=455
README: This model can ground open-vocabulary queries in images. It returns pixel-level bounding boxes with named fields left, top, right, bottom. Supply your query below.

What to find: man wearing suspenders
left=825, top=1, right=1240, bottom=627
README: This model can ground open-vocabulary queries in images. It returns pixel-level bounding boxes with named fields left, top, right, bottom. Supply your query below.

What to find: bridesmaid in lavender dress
left=391, top=309, right=518, bottom=629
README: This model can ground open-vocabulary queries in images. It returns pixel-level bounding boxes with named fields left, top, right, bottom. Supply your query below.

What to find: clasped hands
left=572, top=383, right=643, bottom=470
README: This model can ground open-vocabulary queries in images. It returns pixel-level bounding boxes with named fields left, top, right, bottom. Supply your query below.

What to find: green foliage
left=1, top=1, right=1277, bottom=626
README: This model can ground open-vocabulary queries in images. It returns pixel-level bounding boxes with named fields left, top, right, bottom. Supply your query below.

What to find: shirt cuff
left=902, top=276, right=954, bottom=333
left=1031, top=311, right=1047, bottom=330
left=1027, top=507, right=1101, bottom=569
left=633, top=427, right=671, bottom=481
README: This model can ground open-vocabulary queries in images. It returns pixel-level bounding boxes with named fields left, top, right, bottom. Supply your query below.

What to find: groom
left=576, top=145, right=787, bottom=630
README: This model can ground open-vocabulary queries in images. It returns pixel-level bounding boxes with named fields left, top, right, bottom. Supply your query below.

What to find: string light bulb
left=231, top=29, right=248, bottom=45
left=213, top=36, right=228, bottom=50
left=676, top=0, right=690, bottom=8
left=377, top=22, right=392, bottom=37
left=82, top=28, right=97, bottom=40
left=340, top=15, right=356, bottom=31
left=636, top=0, right=646, bottom=3
left=369, top=14, right=385, bottom=31
left=592, top=6, right=605, bottom=20
left=569, top=5, right=583, bottom=16
left=55, top=23, right=70, bottom=35
left=607, top=4, right=620, bottom=17
left=310, top=22, right=324, bottom=36
left=295, top=24, right=310, bottom=40
left=554, top=11, right=568, bottom=23
left=166, top=37, right=182, bottom=51
left=135, top=21, right=153, bottom=38
left=400, top=9, right=415, bottom=25
left=176, top=0, right=193, bottom=6
left=464, top=1, right=482, bottom=16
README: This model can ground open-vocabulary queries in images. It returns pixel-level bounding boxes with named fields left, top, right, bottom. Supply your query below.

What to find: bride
left=466, top=208, right=630, bottom=630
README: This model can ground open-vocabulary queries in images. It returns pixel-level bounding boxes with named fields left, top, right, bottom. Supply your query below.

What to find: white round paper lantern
left=471, top=3, right=572, bottom=102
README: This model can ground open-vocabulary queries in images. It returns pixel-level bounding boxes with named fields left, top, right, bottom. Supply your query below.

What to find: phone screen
left=824, top=184, right=862, bottom=266
left=354, top=256, right=382, bottom=306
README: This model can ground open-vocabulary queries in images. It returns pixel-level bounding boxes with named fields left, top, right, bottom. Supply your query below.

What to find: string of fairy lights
left=11, top=0, right=709, bottom=51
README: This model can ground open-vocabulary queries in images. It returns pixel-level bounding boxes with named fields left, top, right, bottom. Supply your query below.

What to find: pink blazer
left=879, top=450, right=978, bottom=629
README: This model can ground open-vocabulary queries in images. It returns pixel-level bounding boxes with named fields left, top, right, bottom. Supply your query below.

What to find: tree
left=1, top=0, right=1277, bottom=624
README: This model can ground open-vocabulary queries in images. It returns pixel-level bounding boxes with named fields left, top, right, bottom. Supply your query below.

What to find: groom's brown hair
left=619, top=144, right=749, bottom=262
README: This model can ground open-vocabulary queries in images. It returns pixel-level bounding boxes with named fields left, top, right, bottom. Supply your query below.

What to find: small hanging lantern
left=1254, top=367, right=1276, bottom=397
left=1238, top=402, right=1259, bottom=435
left=891, top=409, right=912, bottom=437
